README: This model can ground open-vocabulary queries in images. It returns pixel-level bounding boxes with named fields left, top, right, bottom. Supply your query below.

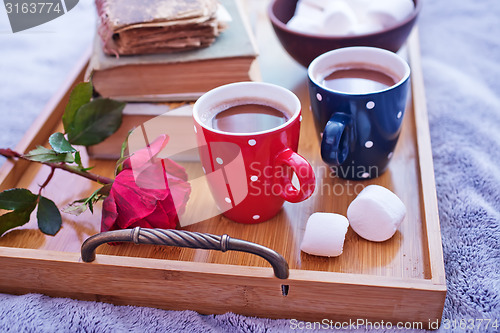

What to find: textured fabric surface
left=1, top=0, right=499, bottom=332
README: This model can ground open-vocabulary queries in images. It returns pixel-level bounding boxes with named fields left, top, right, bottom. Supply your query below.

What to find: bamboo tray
left=0, top=10, right=445, bottom=328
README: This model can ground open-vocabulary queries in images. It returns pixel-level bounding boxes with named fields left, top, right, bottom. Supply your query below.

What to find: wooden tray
left=0, top=6, right=445, bottom=327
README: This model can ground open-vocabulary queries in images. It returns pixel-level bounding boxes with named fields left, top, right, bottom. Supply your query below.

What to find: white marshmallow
left=294, top=1, right=323, bottom=18
left=346, top=0, right=371, bottom=21
left=286, top=0, right=414, bottom=37
left=365, top=0, right=414, bottom=28
left=300, top=0, right=329, bottom=11
left=287, top=15, right=323, bottom=34
left=300, top=213, right=349, bottom=257
left=351, top=20, right=384, bottom=35
left=322, top=1, right=358, bottom=35
left=347, top=185, right=406, bottom=242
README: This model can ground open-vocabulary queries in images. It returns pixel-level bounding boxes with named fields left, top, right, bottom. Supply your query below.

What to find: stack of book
left=96, top=0, right=224, bottom=56
left=87, top=0, right=259, bottom=102
left=86, top=0, right=259, bottom=160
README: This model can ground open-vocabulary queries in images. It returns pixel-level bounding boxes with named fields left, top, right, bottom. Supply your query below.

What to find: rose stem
left=0, top=148, right=113, bottom=185
left=38, top=166, right=55, bottom=195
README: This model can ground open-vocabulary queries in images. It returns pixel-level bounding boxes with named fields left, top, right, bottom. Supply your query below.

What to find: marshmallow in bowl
left=295, top=1, right=323, bottom=17
left=347, top=185, right=406, bottom=242
left=365, top=0, right=415, bottom=28
left=286, top=1, right=324, bottom=34
left=300, top=213, right=349, bottom=257
left=287, top=0, right=414, bottom=36
left=351, top=21, right=385, bottom=35
left=300, top=0, right=327, bottom=10
left=287, top=14, right=323, bottom=35
left=322, top=1, right=358, bottom=36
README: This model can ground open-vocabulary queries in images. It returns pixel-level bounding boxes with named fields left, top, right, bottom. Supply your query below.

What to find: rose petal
left=101, top=191, right=118, bottom=232
left=167, top=177, right=191, bottom=216
left=162, top=158, right=189, bottom=182
left=132, top=161, right=170, bottom=191
left=112, top=170, right=170, bottom=229
left=124, top=134, right=169, bottom=171
left=101, top=134, right=191, bottom=233
left=145, top=199, right=179, bottom=229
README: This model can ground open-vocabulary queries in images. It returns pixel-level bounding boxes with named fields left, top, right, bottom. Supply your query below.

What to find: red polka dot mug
left=193, top=82, right=316, bottom=224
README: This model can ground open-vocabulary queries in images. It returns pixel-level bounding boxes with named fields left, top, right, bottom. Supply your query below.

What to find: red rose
left=101, top=134, right=191, bottom=232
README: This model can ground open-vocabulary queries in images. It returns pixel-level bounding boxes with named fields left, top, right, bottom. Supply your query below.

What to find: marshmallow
left=300, top=0, right=328, bottom=11
left=294, top=1, right=323, bottom=18
left=351, top=20, right=384, bottom=35
left=287, top=15, right=324, bottom=34
left=347, top=185, right=406, bottom=242
left=286, top=0, right=414, bottom=37
left=322, top=1, right=358, bottom=36
left=300, top=213, right=349, bottom=257
left=365, top=0, right=414, bottom=28
left=348, top=0, right=371, bottom=18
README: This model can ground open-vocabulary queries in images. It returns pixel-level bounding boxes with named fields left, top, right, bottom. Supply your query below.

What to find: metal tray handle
left=81, top=227, right=289, bottom=279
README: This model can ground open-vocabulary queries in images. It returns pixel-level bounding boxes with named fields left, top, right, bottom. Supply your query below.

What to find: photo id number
left=5, top=2, right=62, bottom=14
left=442, top=318, right=498, bottom=331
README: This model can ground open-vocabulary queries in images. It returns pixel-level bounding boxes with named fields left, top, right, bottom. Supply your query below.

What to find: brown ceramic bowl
left=268, top=0, right=421, bottom=67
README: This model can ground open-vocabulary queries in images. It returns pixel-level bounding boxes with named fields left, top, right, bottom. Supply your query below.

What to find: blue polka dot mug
left=308, top=47, right=411, bottom=180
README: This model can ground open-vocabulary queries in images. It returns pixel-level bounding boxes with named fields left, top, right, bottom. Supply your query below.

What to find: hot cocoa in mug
left=211, top=102, right=289, bottom=133
left=308, top=47, right=411, bottom=180
left=193, top=82, right=316, bottom=224
left=321, top=63, right=399, bottom=94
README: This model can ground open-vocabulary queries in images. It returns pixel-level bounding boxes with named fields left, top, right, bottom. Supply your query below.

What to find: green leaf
left=49, top=132, right=76, bottom=154
left=36, top=196, right=62, bottom=236
left=67, top=98, right=125, bottom=146
left=63, top=82, right=93, bottom=133
left=0, top=188, right=38, bottom=211
left=0, top=209, right=34, bottom=237
left=25, top=146, right=74, bottom=164
left=61, top=185, right=110, bottom=217
left=87, top=200, right=94, bottom=214
left=25, top=146, right=53, bottom=158
left=114, top=156, right=127, bottom=176
left=61, top=201, right=88, bottom=216
left=115, top=129, right=133, bottom=175
left=74, top=151, right=83, bottom=168
left=121, top=129, right=133, bottom=159
left=74, top=151, right=95, bottom=172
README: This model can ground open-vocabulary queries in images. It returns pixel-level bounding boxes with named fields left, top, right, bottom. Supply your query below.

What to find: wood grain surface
left=0, top=0, right=446, bottom=327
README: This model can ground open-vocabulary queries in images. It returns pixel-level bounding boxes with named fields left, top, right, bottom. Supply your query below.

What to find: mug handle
left=274, top=149, right=315, bottom=203
left=321, top=113, right=352, bottom=166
